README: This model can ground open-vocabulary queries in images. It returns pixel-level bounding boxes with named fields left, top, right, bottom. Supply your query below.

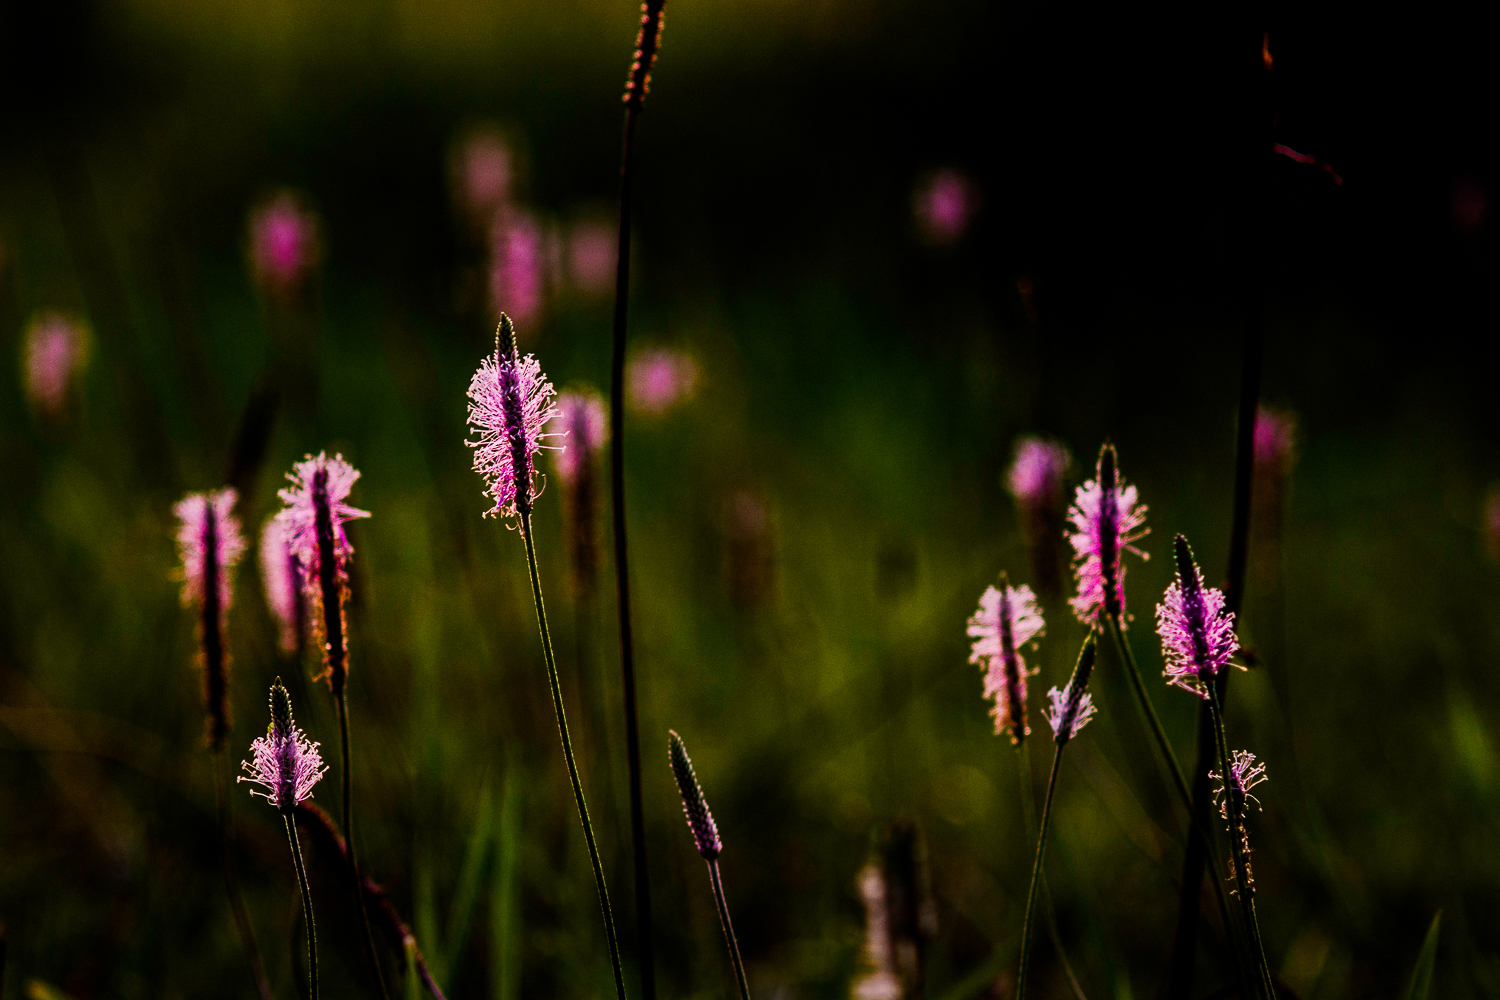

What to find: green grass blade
left=491, top=767, right=523, bottom=1000
left=1400, top=910, right=1442, bottom=1000
left=442, top=775, right=496, bottom=979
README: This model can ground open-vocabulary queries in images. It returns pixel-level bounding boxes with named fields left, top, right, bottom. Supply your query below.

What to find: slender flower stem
left=521, top=510, right=628, bottom=1000
left=284, top=812, right=319, bottom=1000
left=1105, top=616, right=1244, bottom=967
left=1016, top=745, right=1063, bottom=1000
left=1205, top=692, right=1276, bottom=1000
left=707, top=860, right=752, bottom=1000
left=610, top=94, right=658, bottom=1000
left=336, top=691, right=391, bottom=1000
left=1016, top=742, right=1086, bottom=1000
left=214, top=751, right=275, bottom=1000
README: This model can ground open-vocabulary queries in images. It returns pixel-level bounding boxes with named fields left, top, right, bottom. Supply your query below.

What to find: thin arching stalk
left=707, top=860, right=752, bottom=1000
left=284, top=813, right=319, bottom=1000
left=335, top=692, right=389, bottom=1000
left=1016, top=746, right=1063, bottom=1000
left=520, top=510, right=628, bottom=1000
left=1205, top=691, right=1276, bottom=1000
left=1016, top=741, right=1087, bottom=1000
left=215, top=752, right=275, bottom=1000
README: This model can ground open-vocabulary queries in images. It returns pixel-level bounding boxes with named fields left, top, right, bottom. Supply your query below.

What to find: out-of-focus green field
left=3, top=2, right=1499, bottom=999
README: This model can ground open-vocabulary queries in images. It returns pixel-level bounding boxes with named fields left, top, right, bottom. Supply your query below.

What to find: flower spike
left=1044, top=632, right=1099, bottom=744
left=1210, top=750, right=1268, bottom=820
left=239, top=678, right=328, bottom=814
left=175, top=488, right=246, bottom=749
left=967, top=575, right=1044, bottom=743
left=1066, top=443, right=1149, bottom=625
left=668, top=730, right=722, bottom=860
left=1156, top=534, right=1242, bottom=698
left=466, top=314, right=563, bottom=525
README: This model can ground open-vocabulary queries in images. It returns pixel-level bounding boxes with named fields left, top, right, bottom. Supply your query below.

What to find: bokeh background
left=2, top=1, right=1497, bottom=998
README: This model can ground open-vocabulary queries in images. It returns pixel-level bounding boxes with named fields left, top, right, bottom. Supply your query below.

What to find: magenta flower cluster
left=1156, top=536, right=1240, bottom=698
left=1007, top=438, right=1070, bottom=508
left=260, top=517, right=305, bottom=655
left=968, top=581, right=1044, bottom=743
left=553, top=389, right=608, bottom=483
left=276, top=453, right=371, bottom=585
left=1066, top=446, right=1149, bottom=624
left=467, top=338, right=562, bottom=522
left=249, top=193, right=320, bottom=298
left=1043, top=679, right=1096, bottom=743
left=174, top=488, right=247, bottom=613
left=628, top=347, right=698, bottom=415
left=1210, top=750, right=1268, bottom=820
left=240, top=687, right=327, bottom=813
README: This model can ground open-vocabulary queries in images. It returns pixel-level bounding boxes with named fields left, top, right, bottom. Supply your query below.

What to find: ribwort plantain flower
left=1210, top=749, right=1268, bottom=820
left=260, top=516, right=306, bottom=657
left=489, top=208, right=545, bottom=332
left=622, top=0, right=667, bottom=108
left=555, top=389, right=608, bottom=594
left=553, top=389, right=608, bottom=484
left=668, top=730, right=721, bottom=860
left=1156, top=535, right=1241, bottom=698
left=239, top=679, right=327, bottom=814
left=627, top=347, right=699, bottom=415
left=967, top=577, right=1043, bottom=744
left=249, top=192, right=322, bottom=302
left=1043, top=633, right=1099, bottom=745
left=175, top=488, right=247, bottom=749
left=23, top=311, right=88, bottom=419
left=467, top=315, right=562, bottom=524
left=1007, top=437, right=1071, bottom=599
left=1066, top=443, right=1149, bottom=625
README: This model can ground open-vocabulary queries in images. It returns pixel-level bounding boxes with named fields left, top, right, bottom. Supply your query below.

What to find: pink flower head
left=1210, top=749, right=1268, bottom=820
left=260, top=516, right=305, bottom=655
left=1007, top=437, right=1071, bottom=508
left=1067, top=443, right=1150, bottom=624
left=627, top=347, right=699, bottom=415
left=1044, top=631, right=1099, bottom=744
left=275, top=452, right=370, bottom=586
left=914, top=169, right=978, bottom=245
left=489, top=208, right=545, bottom=331
left=967, top=578, right=1044, bottom=743
left=568, top=220, right=617, bottom=295
left=454, top=129, right=514, bottom=225
left=466, top=317, right=562, bottom=522
left=239, top=679, right=327, bottom=813
left=552, top=389, right=608, bottom=483
left=1156, top=535, right=1241, bottom=698
left=174, top=488, right=247, bottom=613
left=249, top=193, right=321, bottom=298
left=1253, top=406, right=1297, bottom=478
left=23, top=312, right=87, bottom=416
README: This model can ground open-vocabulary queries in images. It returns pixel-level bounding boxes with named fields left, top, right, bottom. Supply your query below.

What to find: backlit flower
left=627, top=347, right=698, bottom=415
left=1043, top=633, right=1099, bottom=744
left=240, top=679, right=327, bottom=813
left=1156, top=535, right=1240, bottom=697
left=467, top=316, right=562, bottom=522
left=260, top=516, right=306, bottom=656
left=967, top=578, right=1044, bottom=743
left=175, top=488, right=247, bottom=614
left=1210, top=749, right=1268, bottom=820
left=276, top=453, right=370, bottom=586
left=1066, top=443, right=1149, bottom=624
left=23, top=312, right=87, bottom=417
left=249, top=193, right=321, bottom=299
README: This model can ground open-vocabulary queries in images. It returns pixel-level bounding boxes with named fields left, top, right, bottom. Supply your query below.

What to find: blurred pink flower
left=260, top=516, right=305, bottom=656
left=276, top=453, right=370, bottom=588
left=23, top=312, right=87, bottom=416
left=968, top=579, right=1044, bottom=743
left=568, top=221, right=617, bottom=295
left=453, top=130, right=514, bottom=227
left=175, top=488, right=247, bottom=613
left=249, top=193, right=321, bottom=299
left=914, top=169, right=978, bottom=245
left=1008, top=437, right=1071, bottom=509
left=553, top=389, right=608, bottom=483
left=1253, top=407, right=1296, bottom=478
left=628, top=348, right=698, bottom=415
left=489, top=209, right=545, bottom=331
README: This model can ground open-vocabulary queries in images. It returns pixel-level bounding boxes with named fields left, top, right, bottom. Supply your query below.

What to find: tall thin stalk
left=608, top=3, right=667, bottom=996
left=707, top=860, right=752, bottom=1000
left=1206, top=693, right=1276, bottom=1000
left=284, top=814, right=320, bottom=1000
left=1015, top=741, right=1086, bottom=1000
left=520, top=511, right=629, bottom=1000
left=1016, top=746, right=1063, bottom=1000
left=215, top=752, right=275, bottom=1000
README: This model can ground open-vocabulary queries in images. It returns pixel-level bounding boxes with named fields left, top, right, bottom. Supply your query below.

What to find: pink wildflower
left=1210, top=749, right=1268, bottom=819
left=1008, top=438, right=1071, bottom=507
left=453, top=129, right=514, bottom=226
left=260, top=516, right=306, bottom=656
left=239, top=679, right=327, bottom=813
left=552, top=389, right=608, bottom=483
left=914, top=169, right=978, bottom=245
left=249, top=193, right=321, bottom=299
left=276, top=453, right=370, bottom=586
left=1066, top=443, right=1150, bottom=624
left=1253, top=407, right=1297, bottom=479
left=568, top=220, right=617, bottom=295
left=489, top=209, right=545, bottom=331
left=1043, top=633, right=1099, bottom=745
left=967, top=578, right=1044, bottom=743
left=627, top=347, right=699, bottom=415
left=466, top=316, right=562, bottom=522
left=175, top=488, right=247, bottom=614
left=1156, top=535, right=1241, bottom=698
left=23, top=312, right=87, bottom=417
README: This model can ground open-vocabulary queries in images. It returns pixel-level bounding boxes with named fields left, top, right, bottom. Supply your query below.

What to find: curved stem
left=707, top=860, right=752, bottom=1000
left=215, top=751, right=275, bottom=1000
left=1106, top=617, right=1245, bottom=973
left=338, top=690, right=391, bottom=1000
left=1205, top=692, right=1276, bottom=1000
left=285, top=812, right=319, bottom=1000
left=610, top=101, right=658, bottom=1000
left=1016, top=742, right=1087, bottom=1000
left=521, top=511, right=628, bottom=1000
left=1016, top=746, right=1063, bottom=1000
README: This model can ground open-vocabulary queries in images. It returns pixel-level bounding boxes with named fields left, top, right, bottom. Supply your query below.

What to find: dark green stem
left=1016, top=745, right=1063, bottom=1000
left=284, top=812, right=319, bottom=1000
left=337, top=689, right=391, bottom=1000
left=1106, top=616, right=1245, bottom=971
left=707, top=860, right=752, bottom=1000
left=1205, top=691, right=1276, bottom=1000
left=520, top=511, right=628, bottom=1000
left=215, top=751, right=275, bottom=1000
left=1016, top=741, right=1086, bottom=1000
